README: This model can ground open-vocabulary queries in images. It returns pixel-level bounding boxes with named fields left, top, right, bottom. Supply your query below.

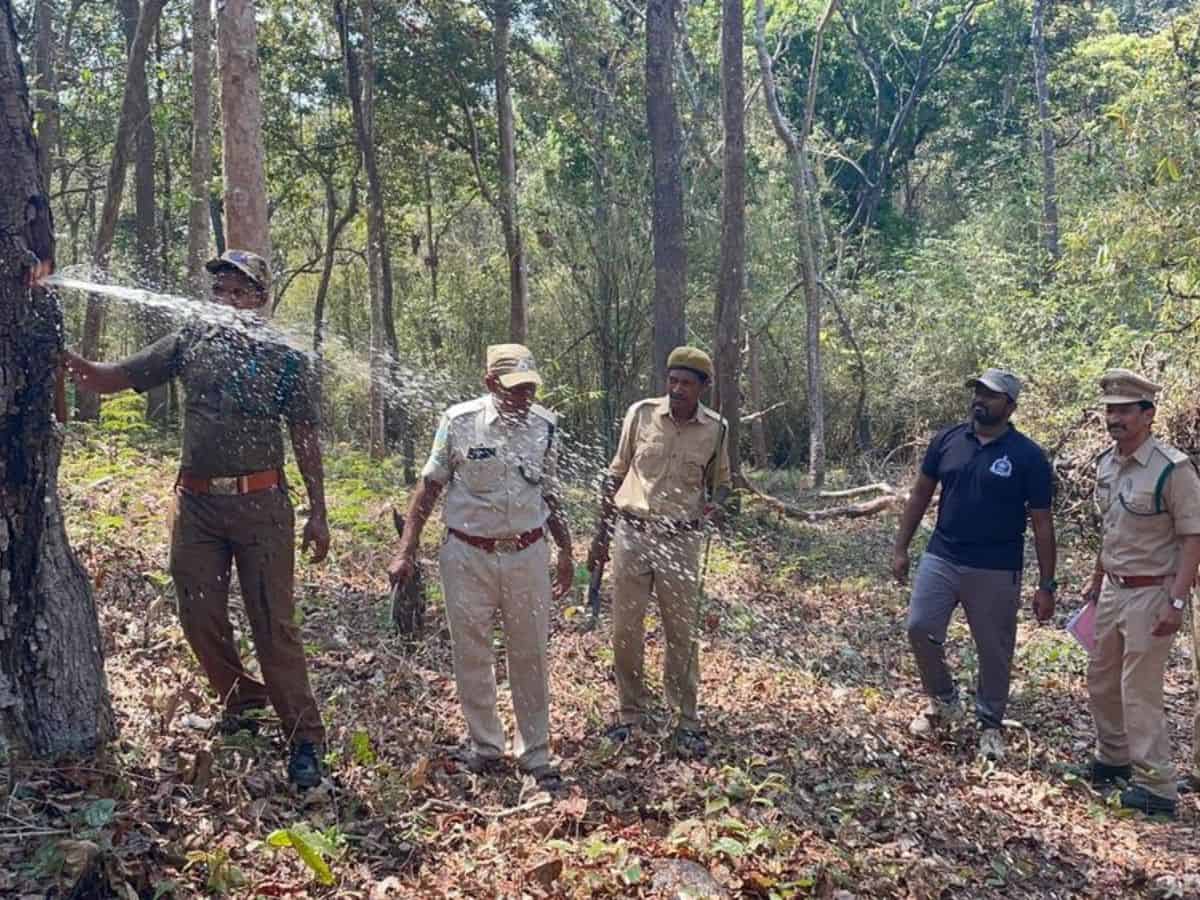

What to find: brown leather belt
left=177, top=469, right=282, bottom=496
left=1106, top=573, right=1170, bottom=588
left=449, top=526, right=544, bottom=554
left=619, top=510, right=702, bottom=533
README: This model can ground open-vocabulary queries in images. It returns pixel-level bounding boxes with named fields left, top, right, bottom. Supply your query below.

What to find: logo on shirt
left=990, top=455, right=1013, bottom=478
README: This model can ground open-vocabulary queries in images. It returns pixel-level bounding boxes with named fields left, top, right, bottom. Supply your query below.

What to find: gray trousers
left=906, top=553, right=1021, bottom=729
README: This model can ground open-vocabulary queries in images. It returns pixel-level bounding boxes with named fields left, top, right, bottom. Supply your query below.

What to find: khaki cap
left=1099, top=368, right=1160, bottom=405
left=966, top=368, right=1021, bottom=401
left=205, top=249, right=270, bottom=291
left=667, top=346, right=714, bottom=381
left=486, top=343, right=542, bottom=388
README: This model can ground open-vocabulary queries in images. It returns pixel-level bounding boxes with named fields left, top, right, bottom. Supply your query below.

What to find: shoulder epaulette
left=445, top=396, right=487, bottom=419
left=1152, top=441, right=1190, bottom=465
left=530, top=403, right=557, bottom=425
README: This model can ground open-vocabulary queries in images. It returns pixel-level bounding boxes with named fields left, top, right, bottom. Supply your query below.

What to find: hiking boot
left=908, top=698, right=963, bottom=738
left=1120, top=784, right=1176, bottom=818
left=526, top=764, right=564, bottom=792
left=449, top=746, right=505, bottom=775
left=978, top=728, right=1005, bottom=762
left=673, top=727, right=708, bottom=760
left=287, top=741, right=324, bottom=790
left=1069, top=759, right=1132, bottom=788
left=218, top=708, right=264, bottom=737
left=1178, top=772, right=1200, bottom=795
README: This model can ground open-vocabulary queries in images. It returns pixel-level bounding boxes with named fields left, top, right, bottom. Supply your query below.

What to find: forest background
left=5, top=0, right=1200, bottom=896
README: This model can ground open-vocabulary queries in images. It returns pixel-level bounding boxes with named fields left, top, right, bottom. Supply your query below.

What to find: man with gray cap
left=1076, top=369, right=1200, bottom=818
left=65, top=250, right=330, bottom=790
left=893, top=368, right=1056, bottom=762
left=388, top=344, right=574, bottom=790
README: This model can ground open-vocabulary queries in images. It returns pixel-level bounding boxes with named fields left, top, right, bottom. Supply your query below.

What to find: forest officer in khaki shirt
left=588, top=346, right=731, bottom=758
left=66, top=250, right=329, bottom=790
left=1079, top=369, right=1200, bottom=818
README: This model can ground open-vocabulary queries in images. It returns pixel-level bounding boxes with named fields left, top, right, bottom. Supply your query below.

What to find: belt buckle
left=493, top=537, right=520, bottom=554
left=209, top=476, right=240, bottom=495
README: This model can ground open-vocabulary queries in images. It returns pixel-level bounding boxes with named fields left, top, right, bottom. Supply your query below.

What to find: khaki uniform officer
left=66, top=250, right=330, bottom=790
left=1079, top=369, right=1200, bottom=818
left=389, top=345, right=574, bottom=790
left=588, top=347, right=731, bottom=758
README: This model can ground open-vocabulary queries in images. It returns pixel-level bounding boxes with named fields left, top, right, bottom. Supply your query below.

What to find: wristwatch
left=1171, top=596, right=1189, bottom=611
left=1038, top=578, right=1058, bottom=594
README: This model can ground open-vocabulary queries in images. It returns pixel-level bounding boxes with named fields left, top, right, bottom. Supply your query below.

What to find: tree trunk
left=647, top=0, right=686, bottom=392
left=492, top=0, right=528, bottom=343
left=0, top=0, right=114, bottom=757
left=1031, top=0, right=1059, bottom=262
left=32, top=0, right=57, bottom=191
left=313, top=172, right=357, bottom=355
left=118, top=0, right=168, bottom=422
left=754, top=0, right=835, bottom=488
left=713, top=0, right=745, bottom=476
left=422, top=153, right=443, bottom=354
left=216, top=0, right=271, bottom=261
left=74, top=0, right=167, bottom=421
left=187, top=0, right=213, bottom=298
left=747, top=330, right=769, bottom=467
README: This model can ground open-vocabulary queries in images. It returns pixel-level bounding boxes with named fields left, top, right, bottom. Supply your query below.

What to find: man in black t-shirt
left=892, top=369, right=1057, bottom=762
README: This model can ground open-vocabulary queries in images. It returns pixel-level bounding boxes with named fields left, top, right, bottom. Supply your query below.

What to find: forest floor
left=5, top=408, right=1200, bottom=899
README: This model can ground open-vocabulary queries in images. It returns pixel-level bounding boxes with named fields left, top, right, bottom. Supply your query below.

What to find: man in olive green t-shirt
left=66, top=250, right=329, bottom=790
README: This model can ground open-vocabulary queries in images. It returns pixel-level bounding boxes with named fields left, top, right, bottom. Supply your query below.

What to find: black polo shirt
left=921, top=422, right=1053, bottom=571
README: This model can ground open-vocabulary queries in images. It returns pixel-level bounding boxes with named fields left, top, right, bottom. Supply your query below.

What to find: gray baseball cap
left=966, top=368, right=1021, bottom=401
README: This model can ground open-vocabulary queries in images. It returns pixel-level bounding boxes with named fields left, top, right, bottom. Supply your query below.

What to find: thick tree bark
left=1031, top=0, right=1059, bottom=262
left=75, top=0, right=167, bottom=421
left=714, top=0, right=744, bottom=475
left=187, top=0, right=213, bottom=298
left=755, top=0, right=834, bottom=487
left=216, top=0, right=271, bottom=261
left=647, top=0, right=686, bottom=392
left=32, top=0, right=57, bottom=191
left=492, top=0, right=528, bottom=343
left=0, top=0, right=114, bottom=756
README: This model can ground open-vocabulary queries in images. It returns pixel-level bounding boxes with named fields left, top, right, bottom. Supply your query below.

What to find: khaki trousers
left=1192, top=604, right=1200, bottom=779
left=1088, top=579, right=1177, bottom=799
left=439, top=533, right=552, bottom=770
left=611, top=520, right=703, bottom=730
left=169, top=487, right=325, bottom=745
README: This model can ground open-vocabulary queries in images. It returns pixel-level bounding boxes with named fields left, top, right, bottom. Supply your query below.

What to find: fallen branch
left=741, top=401, right=786, bottom=424
left=745, top=481, right=906, bottom=521
left=403, top=794, right=552, bottom=823
left=817, top=482, right=894, bottom=499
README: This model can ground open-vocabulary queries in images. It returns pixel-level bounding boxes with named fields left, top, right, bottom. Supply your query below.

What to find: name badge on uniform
left=990, top=455, right=1013, bottom=478
left=467, top=446, right=497, bottom=460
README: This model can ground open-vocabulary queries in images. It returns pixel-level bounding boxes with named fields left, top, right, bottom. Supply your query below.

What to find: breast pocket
left=634, top=436, right=669, bottom=479
left=1117, top=487, right=1163, bottom=517
left=682, top=448, right=709, bottom=492
left=458, top=447, right=505, bottom=493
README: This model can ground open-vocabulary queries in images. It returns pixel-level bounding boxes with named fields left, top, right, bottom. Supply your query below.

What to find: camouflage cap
left=205, top=249, right=270, bottom=291
left=486, top=343, right=542, bottom=389
left=667, top=346, right=714, bottom=381
left=1099, top=368, right=1161, bottom=406
left=966, top=368, right=1022, bottom=402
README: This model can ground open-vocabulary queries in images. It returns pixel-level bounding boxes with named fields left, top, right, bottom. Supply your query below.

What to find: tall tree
left=216, top=0, right=271, bottom=260
left=713, top=0, right=744, bottom=475
left=755, top=0, right=836, bottom=487
left=74, top=0, right=168, bottom=420
left=1031, top=0, right=1060, bottom=261
left=0, top=0, right=114, bottom=756
left=187, top=0, right=213, bottom=297
left=31, top=0, right=57, bottom=191
left=491, top=0, right=528, bottom=342
left=646, top=0, right=686, bottom=391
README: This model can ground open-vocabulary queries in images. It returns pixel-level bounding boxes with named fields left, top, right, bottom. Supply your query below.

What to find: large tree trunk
left=0, top=0, right=114, bottom=756
left=647, top=0, right=686, bottom=392
left=32, top=0, right=57, bottom=191
left=755, top=0, right=834, bottom=488
left=492, top=0, right=528, bottom=343
left=74, top=0, right=167, bottom=421
left=713, top=0, right=744, bottom=476
left=187, top=0, right=213, bottom=297
left=1031, top=0, right=1059, bottom=262
left=118, top=0, right=168, bottom=422
left=216, top=0, right=271, bottom=261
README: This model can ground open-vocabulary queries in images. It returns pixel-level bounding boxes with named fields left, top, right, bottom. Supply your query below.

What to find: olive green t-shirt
left=120, top=321, right=319, bottom=476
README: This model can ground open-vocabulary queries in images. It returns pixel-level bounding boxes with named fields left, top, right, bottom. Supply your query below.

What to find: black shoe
left=218, top=708, right=264, bottom=737
left=287, top=741, right=324, bottom=790
left=526, top=764, right=564, bottom=792
left=1070, top=759, right=1132, bottom=788
left=1178, top=772, right=1200, bottom=795
left=673, top=728, right=708, bottom=759
left=449, top=746, right=505, bottom=775
left=1120, top=784, right=1176, bottom=818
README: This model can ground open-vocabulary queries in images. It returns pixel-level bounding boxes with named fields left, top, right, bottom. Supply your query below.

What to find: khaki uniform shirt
left=609, top=397, right=731, bottom=521
left=1095, top=436, right=1200, bottom=576
left=121, top=321, right=319, bottom=477
left=422, top=395, right=558, bottom=539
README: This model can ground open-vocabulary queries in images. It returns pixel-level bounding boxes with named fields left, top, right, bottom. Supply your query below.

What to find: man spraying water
left=64, top=250, right=330, bottom=790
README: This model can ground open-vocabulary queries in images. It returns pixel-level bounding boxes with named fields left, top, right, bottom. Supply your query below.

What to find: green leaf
left=267, top=827, right=335, bottom=886
left=621, top=861, right=642, bottom=885
left=83, top=798, right=116, bottom=828
left=712, top=836, right=747, bottom=858
left=351, top=730, right=377, bottom=766
left=704, top=795, right=730, bottom=815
